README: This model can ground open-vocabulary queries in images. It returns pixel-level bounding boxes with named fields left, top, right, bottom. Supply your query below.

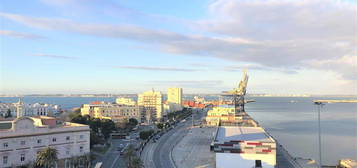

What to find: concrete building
left=212, top=126, right=277, bottom=167
left=80, top=103, right=142, bottom=123
left=216, top=153, right=274, bottom=168
left=168, top=88, right=182, bottom=105
left=0, top=116, right=90, bottom=168
left=138, top=90, right=163, bottom=121
left=167, top=88, right=183, bottom=113
left=0, top=100, right=61, bottom=118
left=30, top=103, right=61, bottom=116
left=115, top=97, right=136, bottom=106
left=205, top=105, right=257, bottom=126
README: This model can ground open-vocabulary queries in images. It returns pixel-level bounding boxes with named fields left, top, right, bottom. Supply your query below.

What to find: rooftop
left=215, top=126, right=275, bottom=143
left=0, top=116, right=88, bottom=131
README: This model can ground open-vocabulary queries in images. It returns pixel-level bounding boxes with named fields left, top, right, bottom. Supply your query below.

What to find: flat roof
left=215, top=126, right=274, bottom=143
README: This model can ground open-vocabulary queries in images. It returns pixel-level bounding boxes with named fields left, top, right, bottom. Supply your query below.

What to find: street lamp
left=314, top=101, right=324, bottom=168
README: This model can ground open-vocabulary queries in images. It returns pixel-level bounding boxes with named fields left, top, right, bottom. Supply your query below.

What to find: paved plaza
left=172, top=126, right=217, bottom=168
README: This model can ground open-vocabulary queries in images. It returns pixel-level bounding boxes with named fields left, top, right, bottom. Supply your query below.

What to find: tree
left=89, top=118, right=102, bottom=133
left=101, top=119, right=116, bottom=139
left=131, top=157, right=144, bottom=168
left=128, top=118, right=138, bottom=126
left=90, top=130, right=102, bottom=147
left=156, top=123, right=164, bottom=130
left=165, top=122, right=170, bottom=128
left=71, top=115, right=88, bottom=125
left=36, top=147, right=58, bottom=168
left=124, top=145, right=136, bottom=168
left=139, top=129, right=154, bottom=140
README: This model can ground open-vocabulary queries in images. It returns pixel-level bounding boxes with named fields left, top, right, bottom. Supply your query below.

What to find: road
left=141, top=109, right=204, bottom=168
left=100, top=138, right=134, bottom=168
left=153, top=120, right=191, bottom=168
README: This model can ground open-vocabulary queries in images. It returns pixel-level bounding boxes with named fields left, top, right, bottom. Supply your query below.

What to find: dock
left=314, top=99, right=357, bottom=103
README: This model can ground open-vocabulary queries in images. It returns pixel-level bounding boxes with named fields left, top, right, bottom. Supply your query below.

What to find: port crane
left=222, top=69, right=249, bottom=113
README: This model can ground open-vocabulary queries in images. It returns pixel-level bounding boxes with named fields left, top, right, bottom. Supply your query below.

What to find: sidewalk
left=172, top=127, right=216, bottom=168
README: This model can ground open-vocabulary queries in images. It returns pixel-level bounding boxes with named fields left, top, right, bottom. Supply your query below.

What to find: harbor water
left=0, top=96, right=356, bottom=165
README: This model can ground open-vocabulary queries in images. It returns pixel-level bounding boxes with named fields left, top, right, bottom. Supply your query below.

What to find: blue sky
left=0, top=0, right=356, bottom=95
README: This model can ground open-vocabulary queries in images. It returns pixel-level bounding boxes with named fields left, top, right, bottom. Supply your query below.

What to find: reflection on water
left=246, top=97, right=357, bottom=165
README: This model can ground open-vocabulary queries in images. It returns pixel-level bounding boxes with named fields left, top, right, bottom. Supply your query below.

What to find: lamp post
left=314, top=101, right=324, bottom=168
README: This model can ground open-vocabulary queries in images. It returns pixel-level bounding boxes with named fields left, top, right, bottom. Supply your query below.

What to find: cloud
left=118, top=66, right=200, bottom=72
left=200, top=0, right=356, bottom=40
left=223, top=64, right=298, bottom=74
left=1, top=0, right=356, bottom=80
left=32, top=53, right=77, bottom=59
left=0, top=12, right=188, bottom=43
left=150, top=80, right=224, bottom=88
left=307, top=54, right=357, bottom=80
left=0, top=30, right=44, bottom=39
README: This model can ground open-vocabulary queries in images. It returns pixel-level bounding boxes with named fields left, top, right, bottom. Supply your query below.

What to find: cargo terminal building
left=211, top=126, right=276, bottom=168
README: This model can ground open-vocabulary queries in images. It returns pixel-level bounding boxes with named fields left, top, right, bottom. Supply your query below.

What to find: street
left=141, top=109, right=205, bottom=168
left=97, top=138, right=136, bottom=168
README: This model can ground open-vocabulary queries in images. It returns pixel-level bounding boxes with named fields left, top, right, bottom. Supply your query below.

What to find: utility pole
left=314, top=101, right=324, bottom=168
left=312, top=99, right=357, bottom=168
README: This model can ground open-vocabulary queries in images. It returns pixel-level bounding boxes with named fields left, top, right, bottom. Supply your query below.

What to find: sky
left=0, top=0, right=356, bottom=95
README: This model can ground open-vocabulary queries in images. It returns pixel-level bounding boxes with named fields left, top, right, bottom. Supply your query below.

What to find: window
left=37, top=139, right=42, bottom=144
left=20, top=154, right=25, bottom=162
left=66, top=136, right=70, bottom=140
left=3, top=142, right=8, bottom=148
left=65, top=159, right=71, bottom=168
left=3, top=156, right=8, bottom=164
left=52, top=138, right=57, bottom=142
left=80, top=146, right=83, bottom=153
left=66, top=150, right=70, bottom=155
left=80, top=135, right=84, bottom=139
left=20, top=141, right=25, bottom=145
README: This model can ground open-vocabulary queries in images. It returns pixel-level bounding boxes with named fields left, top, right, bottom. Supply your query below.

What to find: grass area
left=92, top=144, right=111, bottom=154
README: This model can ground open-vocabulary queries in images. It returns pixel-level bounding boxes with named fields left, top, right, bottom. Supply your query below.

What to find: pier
left=314, top=99, right=357, bottom=103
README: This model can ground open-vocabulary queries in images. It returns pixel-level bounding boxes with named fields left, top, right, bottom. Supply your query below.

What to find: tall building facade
left=167, top=88, right=183, bottom=113
left=167, top=88, right=182, bottom=105
left=138, top=90, right=163, bottom=121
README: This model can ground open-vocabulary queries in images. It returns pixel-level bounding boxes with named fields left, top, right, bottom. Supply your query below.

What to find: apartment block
left=0, top=116, right=90, bottom=168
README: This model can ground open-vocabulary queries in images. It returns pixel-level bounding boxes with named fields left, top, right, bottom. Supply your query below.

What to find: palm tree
left=36, top=147, right=58, bottom=168
left=131, top=157, right=144, bottom=168
left=124, top=145, right=136, bottom=168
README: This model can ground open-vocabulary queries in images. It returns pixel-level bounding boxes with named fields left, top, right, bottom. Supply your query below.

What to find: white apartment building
left=167, top=88, right=183, bottom=113
left=0, top=116, right=90, bottom=168
left=81, top=103, right=142, bottom=123
left=138, top=90, right=163, bottom=121
left=115, top=97, right=136, bottom=106
left=213, top=126, right=276, bottom=167
left=0, top=100, right=61, bottom=118
left=30, top=103, right=61, bottom=116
